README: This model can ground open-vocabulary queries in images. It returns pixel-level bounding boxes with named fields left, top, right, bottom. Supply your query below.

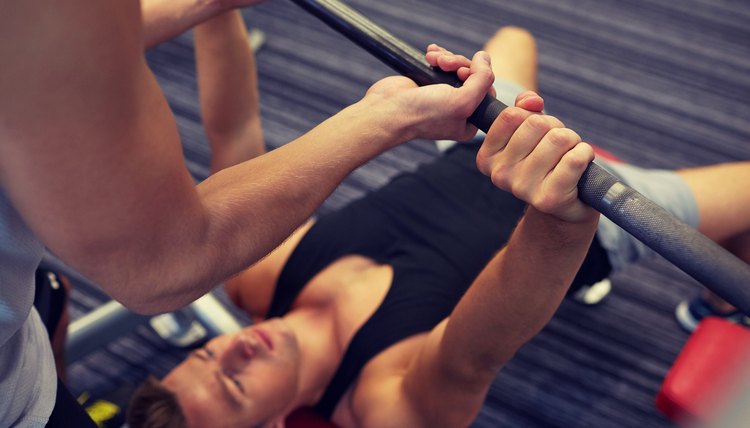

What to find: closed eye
left=191, top=347, right=212, bottom=362
left=230, top=376, right=245, bottom=394
left=202, top=346, right=245, bottom=395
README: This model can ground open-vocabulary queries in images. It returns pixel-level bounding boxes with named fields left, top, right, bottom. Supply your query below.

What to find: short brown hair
left=126, top=375, right=188, bottom=428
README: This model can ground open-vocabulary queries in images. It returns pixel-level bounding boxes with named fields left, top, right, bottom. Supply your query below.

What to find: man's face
left=163, top=318, right=301, bottom=427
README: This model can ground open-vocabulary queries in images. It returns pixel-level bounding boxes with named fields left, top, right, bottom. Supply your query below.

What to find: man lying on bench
left=126, top=27, right=750, bottom=428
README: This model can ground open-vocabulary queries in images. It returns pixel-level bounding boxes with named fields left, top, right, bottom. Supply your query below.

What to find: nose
left=219, top=333, right=256, bottom=372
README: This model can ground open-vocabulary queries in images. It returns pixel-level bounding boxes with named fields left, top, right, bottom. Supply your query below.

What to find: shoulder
left=347, top=318, right=490, bottom=428
left=338, top=334, right=431, bottom=428
left=348, top=373, right=427, bottom=428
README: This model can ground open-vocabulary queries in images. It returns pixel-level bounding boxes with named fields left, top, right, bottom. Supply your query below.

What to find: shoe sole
left=675, top=300, right=699, bottom=333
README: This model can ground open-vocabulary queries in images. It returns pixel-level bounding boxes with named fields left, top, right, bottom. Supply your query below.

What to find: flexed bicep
left=0, top=0, right=207, bottom=310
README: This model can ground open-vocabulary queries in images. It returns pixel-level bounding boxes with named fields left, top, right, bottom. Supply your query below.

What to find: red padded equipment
left=656, top=317, right=750, bottom=425
left=285, top=407, right=339, bottom=428
left=591, top=145, right=622, bottom=164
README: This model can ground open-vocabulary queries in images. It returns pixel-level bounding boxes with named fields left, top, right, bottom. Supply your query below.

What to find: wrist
left=562, top=206, right=600, bottom=225
left=525, top=206, right=599, bottom=238
left=349, top=96, right=415, bottom=149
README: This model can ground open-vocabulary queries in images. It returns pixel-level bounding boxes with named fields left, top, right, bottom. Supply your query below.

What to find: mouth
left=253, top=328, right=274, bottom=351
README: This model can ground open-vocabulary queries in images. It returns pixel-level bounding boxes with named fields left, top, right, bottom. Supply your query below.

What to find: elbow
left=105, top=274, right=208, bottom=316
left=474, top=350, right=516, bottom=378
left=60, top=213, right=218, bottom=315
left=439, top=344, right=516, bottom=388
left=115, top=293, right=183, bottom=316
left=81, top=251, right=213, bottom=316
left=463, top=353, right=513, bottom=385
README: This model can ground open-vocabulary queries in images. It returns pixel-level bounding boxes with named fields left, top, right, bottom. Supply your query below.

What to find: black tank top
left=266, top=143, right=610, bottom=417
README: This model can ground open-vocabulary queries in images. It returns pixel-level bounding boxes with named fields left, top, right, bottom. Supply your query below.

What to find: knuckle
left=490, top=166, right=511, bottom=190
left=475, top=153, right=490, bottom=175
left=526, top=114, right=552, bottom=132
left=564, top=153, right=586, bottom=170
left=499, top=107, right=526, bottom=126
left=548, top=115, right=565, bottom=128
left=546, top=128, right=580, bottom=149
left=475, top=68, right=494, bottom=83
left=564, top=143, right=594, bottom=169
left=579, top=142, right=595, bottom=160
left=534, top=191, right=560, bottom=213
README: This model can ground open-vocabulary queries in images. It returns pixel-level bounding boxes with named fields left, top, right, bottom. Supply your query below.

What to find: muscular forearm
left=441, top=207, right=599, bottom=376
left=99, top=97, right=411, bottom=314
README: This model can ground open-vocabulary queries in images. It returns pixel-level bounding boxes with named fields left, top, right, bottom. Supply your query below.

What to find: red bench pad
left=656, top=317, right=750, bottom=424
left=286, top=407, right=340, bottom=428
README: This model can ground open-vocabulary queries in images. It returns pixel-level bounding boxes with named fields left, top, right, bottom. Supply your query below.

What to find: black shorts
left=34, top=269, right=97, bottom=428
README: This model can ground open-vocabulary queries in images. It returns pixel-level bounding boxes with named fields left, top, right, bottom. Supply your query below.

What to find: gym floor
left=65, top=1, right=750, bottom=427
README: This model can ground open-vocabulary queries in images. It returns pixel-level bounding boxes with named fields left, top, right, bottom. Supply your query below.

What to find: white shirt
left=0, top=189, right=56, bottom=427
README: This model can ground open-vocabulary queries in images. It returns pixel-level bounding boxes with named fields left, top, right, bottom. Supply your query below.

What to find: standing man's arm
left=0, top=0, right=494, bottom=314
left=1, top=0, right=211, bottom=312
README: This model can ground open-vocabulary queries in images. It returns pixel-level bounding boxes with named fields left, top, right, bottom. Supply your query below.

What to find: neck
left=283, top=308, right=341, bottom=410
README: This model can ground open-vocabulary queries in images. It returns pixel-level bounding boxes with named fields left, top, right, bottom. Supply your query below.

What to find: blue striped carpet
left=66, top=1, right=750, bottom=427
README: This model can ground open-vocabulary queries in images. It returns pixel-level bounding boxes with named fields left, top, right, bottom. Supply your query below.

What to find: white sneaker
left=571, top=278, right=612, bottom=305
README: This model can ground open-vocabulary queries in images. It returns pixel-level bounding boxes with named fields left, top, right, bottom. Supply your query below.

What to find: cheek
left=274, top=358, right=301, bottom=395
left=246, top=370, right=298, bottom=419
left=269, top=358, right=301, bottom=404
left=248, top=358, right=299, bottom=400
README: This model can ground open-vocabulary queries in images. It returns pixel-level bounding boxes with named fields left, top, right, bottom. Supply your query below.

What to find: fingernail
left=481, top=52, right=491, bottom=64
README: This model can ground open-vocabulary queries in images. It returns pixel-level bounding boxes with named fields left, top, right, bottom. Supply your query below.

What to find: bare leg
left=484, top=28, right=749, bottom=317
left=482, top=26, right=538, bottom=92
left=193, top=10, right=265, bottom=173
left=678, top=163, right=750, bottom=245
left=677, top=162, right=750, bottom=313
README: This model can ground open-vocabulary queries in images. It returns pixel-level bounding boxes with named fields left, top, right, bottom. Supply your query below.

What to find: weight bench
left=656, top=317, right=750, bottom=426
